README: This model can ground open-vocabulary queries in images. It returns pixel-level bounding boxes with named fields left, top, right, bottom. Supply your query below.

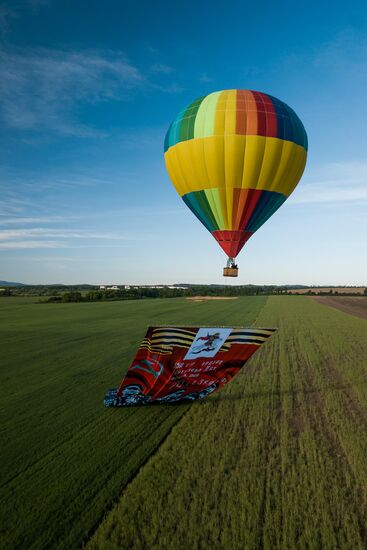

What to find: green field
left=1, top=296, right=367, bottom=549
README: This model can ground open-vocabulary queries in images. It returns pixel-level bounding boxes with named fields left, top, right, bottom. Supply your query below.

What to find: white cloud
left=0, top=225, right=157, bottom=250
left=0, top=227, right=135, bottom=241
left=198, top=73, right=214, bottom=83
left=150, top=63, right=173, bottom=74
left=0, top=47, right=144, bottom=135
left=291, top=182, right=367, bottom=204
left=290, top=162, right=367, bottom=204
left=0, top=240, right=145, bottom=249
left=0, top=215, right=67, bottom=225
left=280, top=28, right=367, bottom=90
left=0, top=240, right=67, bottom=249
left=0, top=172, right=115, bottom=209
left=0, top=3, right=16, bottom=35
left=313, top=29, right=367, bottom=75
left=0, top=45, right=185, bottom=137
left=154, top=81, right=185, bottom=94
left=0, top=194, right=43, bottom=215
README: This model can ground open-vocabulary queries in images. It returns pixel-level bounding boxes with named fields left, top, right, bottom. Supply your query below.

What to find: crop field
left=312, top=296, right=367, bottom=321
left=288, top=287, right=365, bottom=295
left=1, top=295, right=367, bottom=549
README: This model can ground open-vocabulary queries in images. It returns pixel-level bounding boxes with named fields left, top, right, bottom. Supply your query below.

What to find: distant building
left=99, top=285, right=106, bottom=290
left=124, top=285, right=131, bottom=290
left=168, top=286, right=188, bottom=290
left=107, top=285, right=119, bottom=290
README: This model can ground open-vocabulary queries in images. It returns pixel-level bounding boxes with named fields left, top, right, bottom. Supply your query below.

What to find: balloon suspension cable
left=227, top=257, right=236, bottom=268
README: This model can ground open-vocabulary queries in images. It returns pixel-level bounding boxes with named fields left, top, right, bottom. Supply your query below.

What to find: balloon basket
left=223, top=267, right=238, bottom=277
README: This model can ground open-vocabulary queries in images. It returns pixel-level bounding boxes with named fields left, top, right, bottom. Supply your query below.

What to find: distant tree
left=62, top=291, right=82, bottom=303
left=0, top=288, right=12, bottom=296
left=364, top=287, right=367, bottom=296
left=44, top=296, right=62, bottom=303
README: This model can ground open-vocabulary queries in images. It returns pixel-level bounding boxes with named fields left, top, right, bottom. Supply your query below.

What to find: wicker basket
left=223, top=267, right=238, bottom=277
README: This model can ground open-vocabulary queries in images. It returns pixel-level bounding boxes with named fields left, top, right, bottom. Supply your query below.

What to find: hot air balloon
left=164, top=90, right=308, bottom=277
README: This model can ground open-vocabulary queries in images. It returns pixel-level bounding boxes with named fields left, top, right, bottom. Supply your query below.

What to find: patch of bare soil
left=186, top=297, right=238, bottom=302
left=312, top=296, right=367, bottom=320
left=289, top=287, right=365, bottom=294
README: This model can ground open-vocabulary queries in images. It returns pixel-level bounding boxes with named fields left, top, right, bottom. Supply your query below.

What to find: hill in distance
left=0, top=280, right=26, bottom=287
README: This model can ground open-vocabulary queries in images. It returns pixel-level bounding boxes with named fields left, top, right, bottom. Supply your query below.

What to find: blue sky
left=0, top=0, right=366, bottom=285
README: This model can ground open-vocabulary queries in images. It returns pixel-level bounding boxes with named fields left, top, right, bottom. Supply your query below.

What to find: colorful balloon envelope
left=164, top=89, right=308, bottom=273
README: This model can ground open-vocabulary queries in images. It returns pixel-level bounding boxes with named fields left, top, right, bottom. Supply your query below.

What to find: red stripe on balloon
left=236, top=90, right=258, bottom=135
left=251, top=91, right=267, bottom=136
left=235, top=90, right=247, bottom=134
left=232, top=188, right=263, bottom=230
left=212, top=230, right=253, bottom=257
left=256, top=91, right=278, bottom=137
left=235, top=90, right=278, bottom=138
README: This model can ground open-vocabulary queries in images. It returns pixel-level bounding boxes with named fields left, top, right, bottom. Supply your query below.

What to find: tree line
left=2, top=285, right=366, bottom=302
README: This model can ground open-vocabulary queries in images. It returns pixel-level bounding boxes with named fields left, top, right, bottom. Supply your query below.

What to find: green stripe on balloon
left=178, top=96, right=206, bottom=142
left=246, top=191, right=287, bottom=232
left=182, top=191, right=219, bottom=232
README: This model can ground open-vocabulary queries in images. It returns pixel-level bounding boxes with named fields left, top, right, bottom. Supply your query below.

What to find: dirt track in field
left=186, top=297, right=238, bottom=302
left=312, top=296, right=367, bottom=320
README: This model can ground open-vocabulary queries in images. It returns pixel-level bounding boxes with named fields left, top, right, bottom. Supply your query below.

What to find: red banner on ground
left=104, top=325, right=276, bottom=406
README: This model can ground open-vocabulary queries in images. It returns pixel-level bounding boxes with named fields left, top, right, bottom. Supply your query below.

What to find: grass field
left=1, top=296, right=367, bottom=549
left=0, top=296, right=265, bottom=549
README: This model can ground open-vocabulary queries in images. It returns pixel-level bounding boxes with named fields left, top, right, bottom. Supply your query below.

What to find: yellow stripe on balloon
left=164, top=135, right=307, bottom=197
left=266, top=140, right=307, bottom=195
left=214, top=90, right=227, bottom=135
left=242, top=135, right=266, bottom=189
left=224, top=90, right=237, bottom=134
left=257, top=137, right=284, bottom=189
left=184, top=136, right=207, bottom=193
left=224, top=134, right=244, bottom=228
left=203, top=135, right=225, bottom=188
left=170, top=144, right=190, bottom=195
left=164, top=153, right=180, bottom=194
